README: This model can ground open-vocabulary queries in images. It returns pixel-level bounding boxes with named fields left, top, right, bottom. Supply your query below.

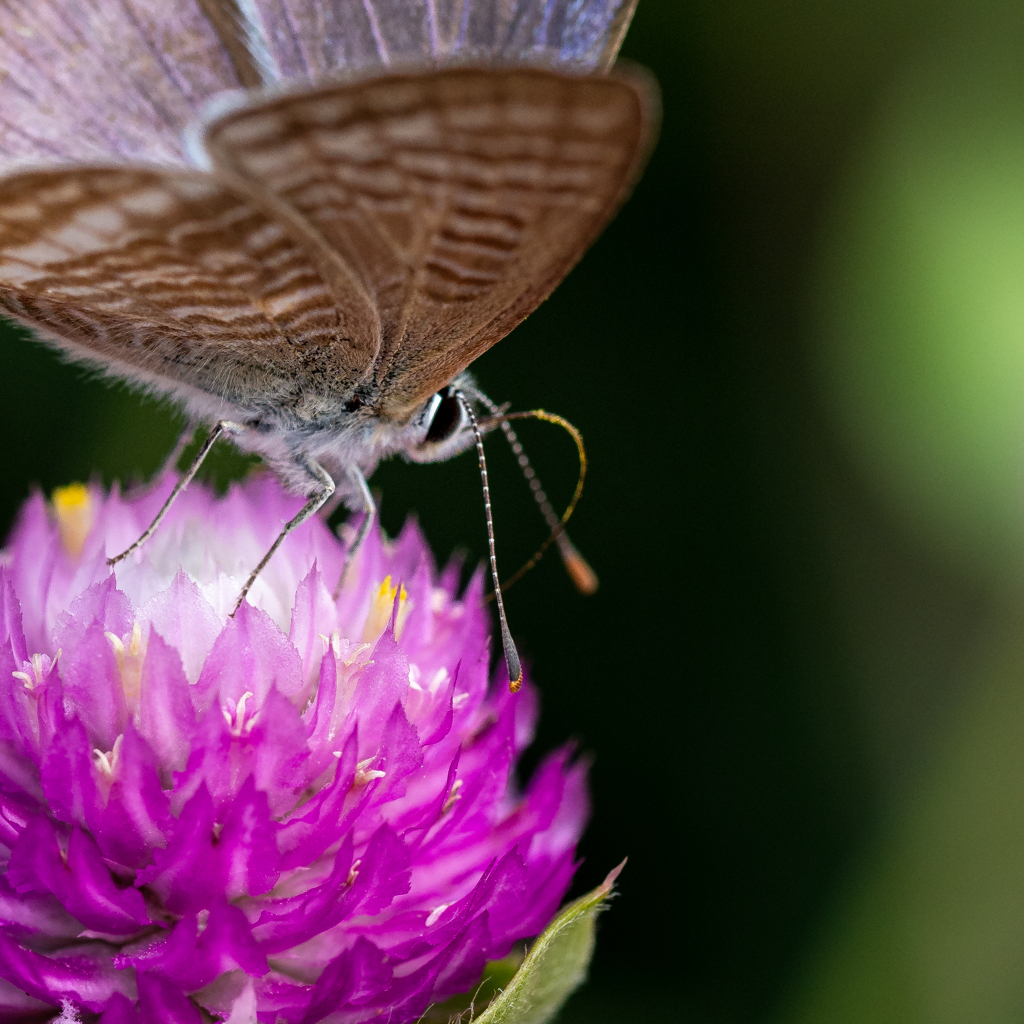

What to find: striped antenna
left=454, top=389, right=523, bottom=693
left=473, top=396, right=597, bottom=596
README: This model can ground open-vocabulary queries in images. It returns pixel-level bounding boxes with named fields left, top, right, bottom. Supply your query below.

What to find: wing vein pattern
left=204, top=66, right=651, bottom=412
left=0, top=166, right=377, bottom=417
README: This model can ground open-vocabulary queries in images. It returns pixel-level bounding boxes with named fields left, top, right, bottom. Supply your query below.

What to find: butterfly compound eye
left=424, top=388, right=463, bottom=445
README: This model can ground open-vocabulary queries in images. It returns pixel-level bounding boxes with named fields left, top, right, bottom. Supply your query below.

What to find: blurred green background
left=12, top=1, right=1024, bottom=1021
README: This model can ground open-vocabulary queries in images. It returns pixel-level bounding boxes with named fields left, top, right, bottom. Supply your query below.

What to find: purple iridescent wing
left=457, top=0, right=639, bottom=69
left=0, top=2, right=638, bottom=177
left=0, top=1, right=246, bottom=174
left=235, top=0, right=638, bottom=79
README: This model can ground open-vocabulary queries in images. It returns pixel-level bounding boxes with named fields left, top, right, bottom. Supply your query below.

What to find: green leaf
left=463, top=860, right=624, bottom=1024
left=418, top=952, right=525, bottom=1023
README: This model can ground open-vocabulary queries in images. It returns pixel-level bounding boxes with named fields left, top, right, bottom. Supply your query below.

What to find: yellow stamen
left=13, top=650, right=61, bottom=692
left=361, top=576, right=413, bottom=642
left=105, top=622, right=144, bottom=710
left=441, top=779, right=463, bottom=816
left=323, top=632, right=374, bottom=739
left=93, top=734, right=123, bottom=779
left=52, top=483, right=93, bottom=558
left=223, top=691, right=258, bottom=736
left=105, top=633, right=124, bottom=660
left=353, top=755, right=387, bottom=788
left=345, top=858, right=362, bottom=887
left=396, top=587, right=413, bottom=640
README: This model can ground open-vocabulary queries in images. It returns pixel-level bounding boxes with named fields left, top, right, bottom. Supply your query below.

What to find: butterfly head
left=403, top=379, right=481, bottom=465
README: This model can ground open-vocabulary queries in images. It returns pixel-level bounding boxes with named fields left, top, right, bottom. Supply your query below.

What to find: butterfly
left=0, top=0, right=658, bottom=686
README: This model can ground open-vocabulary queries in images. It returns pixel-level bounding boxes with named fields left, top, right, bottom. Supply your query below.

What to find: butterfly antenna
left=474, top=392, right=598, bottom=595
left=454, top=389, right=522, bottom=693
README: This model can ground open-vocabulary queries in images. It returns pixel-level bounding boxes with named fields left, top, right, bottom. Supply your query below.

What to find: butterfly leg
left=333, top=465, right=375, bottom=599
left=233, top=457, right=335, bottom=614
left=108, top=419, right=246, bottom=567
left=315, top=487, right=346, bottom=522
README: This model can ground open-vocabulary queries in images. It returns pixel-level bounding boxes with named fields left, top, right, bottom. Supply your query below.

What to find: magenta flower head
left=0, top=477, right=596, bottom=1022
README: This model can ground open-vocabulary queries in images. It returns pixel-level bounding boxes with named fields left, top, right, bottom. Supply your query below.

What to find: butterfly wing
left=0, top=2, right=639, bottom=176
left=233, top=0, right=637, bottom=79
left=0, top=1, right=248, bottom=174
left=0, top=166, right=378, bottom=410
left=451, top=0, right=639, bottom=70
left=203, top=65, right=656, bottom=414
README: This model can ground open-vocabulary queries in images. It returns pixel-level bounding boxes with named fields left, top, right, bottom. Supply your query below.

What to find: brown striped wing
left=203, top=67, right=655, bottom=415
left=0, top=166, right=377, bottom=410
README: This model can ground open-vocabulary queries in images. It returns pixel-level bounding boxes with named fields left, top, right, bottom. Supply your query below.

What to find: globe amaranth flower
left=0, top=475, right=588, bottom=1022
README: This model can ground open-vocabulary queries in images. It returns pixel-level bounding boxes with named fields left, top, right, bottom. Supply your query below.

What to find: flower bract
left=0, top=477, right=587, bottom=1022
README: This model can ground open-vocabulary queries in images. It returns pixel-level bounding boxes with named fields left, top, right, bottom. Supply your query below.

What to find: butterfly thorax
left=224, top=377, right=458, bottom=501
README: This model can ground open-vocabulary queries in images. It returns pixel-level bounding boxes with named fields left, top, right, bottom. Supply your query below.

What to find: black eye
left=424, top=389, right=462, bottom=444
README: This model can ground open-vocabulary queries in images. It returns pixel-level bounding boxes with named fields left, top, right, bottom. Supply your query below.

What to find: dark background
left=10, top=3, right=1024, bottom=1022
